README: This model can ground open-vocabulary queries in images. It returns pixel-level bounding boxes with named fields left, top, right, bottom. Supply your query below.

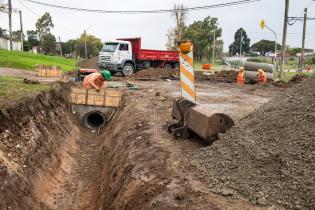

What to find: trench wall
left=0, top=86, right=75, bottom=209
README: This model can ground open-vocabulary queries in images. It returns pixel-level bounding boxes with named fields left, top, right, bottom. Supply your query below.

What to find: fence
left=0, top=37, right=22, bottom=51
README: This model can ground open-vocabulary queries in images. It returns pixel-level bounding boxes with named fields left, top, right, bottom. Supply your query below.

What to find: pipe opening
left=84, top=111, right=107, bottom=129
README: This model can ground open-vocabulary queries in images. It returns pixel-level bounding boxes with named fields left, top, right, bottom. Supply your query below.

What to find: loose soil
left=78, top=57, right=99, bottom=69
left=195, top=70, right=238, bottom=83
left=190, top=76, right=315, bottom=209
left=2, top=76, right=310, bottom=210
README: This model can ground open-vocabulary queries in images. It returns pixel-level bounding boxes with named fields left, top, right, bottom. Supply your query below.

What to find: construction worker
left=83, top=70, right=111, bottom=91
left=237, top=67, right=246, bottom=85
left=257, top=69, right=267, bottom=84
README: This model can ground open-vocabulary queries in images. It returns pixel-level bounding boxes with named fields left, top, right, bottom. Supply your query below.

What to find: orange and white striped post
left=179, top=41, right=196, bottom=102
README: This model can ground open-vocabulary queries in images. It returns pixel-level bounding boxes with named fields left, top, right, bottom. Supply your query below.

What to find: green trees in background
left=229, top=28, right=251, bottom=55
left=184, top=16, right=223, bottom=61
left=251, top=40, right=281, bottom=56
left=74, top=34, right=102, bottom=58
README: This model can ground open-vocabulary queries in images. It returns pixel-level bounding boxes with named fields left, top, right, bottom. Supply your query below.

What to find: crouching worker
left=257, top=69, right=267, bottom=84
left=237, top=67, right=246, bottom=85
left=83, top=70, right=111, bottom=92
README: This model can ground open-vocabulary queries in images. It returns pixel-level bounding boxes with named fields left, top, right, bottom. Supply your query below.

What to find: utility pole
left=19, top=10, right=23, bottom=51
left=300, top=8, right=307, bottom=70
left=84, top=30, right=87, bottom=59
left=59, top=36, right=63, bottom=56
left=280, top=0, right=290, bottom=80
left=8, top=0, right=12, bottom=51
left=212, top=31, right=216, bottom=64
left=239, top=30, right=243, bottom=64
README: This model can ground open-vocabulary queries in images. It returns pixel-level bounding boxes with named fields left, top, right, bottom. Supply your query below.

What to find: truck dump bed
left=117, top=38, right=178, bottom=62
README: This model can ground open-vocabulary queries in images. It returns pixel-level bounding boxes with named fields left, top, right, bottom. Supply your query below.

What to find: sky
left=0, top=0, right=315, bottom=51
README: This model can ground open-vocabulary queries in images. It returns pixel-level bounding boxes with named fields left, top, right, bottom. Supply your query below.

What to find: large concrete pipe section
left=242, top=61, right=274, bottom=80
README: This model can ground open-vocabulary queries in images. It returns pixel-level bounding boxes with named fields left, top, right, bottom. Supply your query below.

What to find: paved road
left=0, top=67, right=62, bottom=83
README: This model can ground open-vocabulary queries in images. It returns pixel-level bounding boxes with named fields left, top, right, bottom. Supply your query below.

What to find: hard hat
left=240, top=67, right=244, bottom=71
left=101, top=70, right=111, bottom=81
left=258, top=69, right=263, bottom=74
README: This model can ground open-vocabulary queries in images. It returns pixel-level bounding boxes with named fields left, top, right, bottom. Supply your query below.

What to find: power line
left=17, top=0, right=81, bottom=35
left=22, top=0, right=262, bottom=14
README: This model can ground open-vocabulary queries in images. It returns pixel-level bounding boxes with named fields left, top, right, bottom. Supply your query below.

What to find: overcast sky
left=0, top=0, right=314, bottom=51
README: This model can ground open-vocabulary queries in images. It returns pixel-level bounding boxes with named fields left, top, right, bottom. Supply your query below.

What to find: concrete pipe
left=242, top=61, right=274, bottom=73
left=244, top=71, right=273, bottom=80
left=84, top=111, right=107, bottom=129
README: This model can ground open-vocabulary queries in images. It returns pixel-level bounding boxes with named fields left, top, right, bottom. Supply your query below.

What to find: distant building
left=0, top=37, right=22, bottom=51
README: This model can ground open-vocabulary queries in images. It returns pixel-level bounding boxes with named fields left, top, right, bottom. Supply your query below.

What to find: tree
left=0, top=27, right=8, bottom=39
left=229, top=28, right=250, bottom=56
left=75, top=34, right=102, bottom=58
left=41, top=33, right=56, bottom=54
left=184, top=16, right=222, bottom=61
left=165, top=4, right=187, bottom=50
left=27, top=30, right=39, bottom=49
left=36, top=12, right=54, bottom=51
left=11, top=30, right=23, bottom=41
left=251, top=40, right=281, bottom=56
left=62, top=39, right=77, bottom=56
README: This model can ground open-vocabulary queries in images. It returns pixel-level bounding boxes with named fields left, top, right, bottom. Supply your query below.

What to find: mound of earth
left=79, top=57, right=98, bottom=69
left=130, top=68, right=178, bottom=80
left=196, top=70, right=237, bottom=83
left=190, top=76, right=315, bottom=209
left=273, top=74, right=310, bottom=88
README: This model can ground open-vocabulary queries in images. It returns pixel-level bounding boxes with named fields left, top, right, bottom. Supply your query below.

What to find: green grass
left=0, top=50, right=76, bottom=72
left=0, top=76, right=50, bottom=104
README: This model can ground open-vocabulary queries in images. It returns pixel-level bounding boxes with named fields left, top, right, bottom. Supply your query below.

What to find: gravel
left=190, top=76, right=315, bottom=209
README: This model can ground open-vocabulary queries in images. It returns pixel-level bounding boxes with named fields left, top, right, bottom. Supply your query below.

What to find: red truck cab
left=98, top=38, right=179, bottom=76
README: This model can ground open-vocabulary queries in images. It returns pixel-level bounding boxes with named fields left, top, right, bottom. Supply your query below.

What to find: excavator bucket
left=168, top=98, right=235, bottom=144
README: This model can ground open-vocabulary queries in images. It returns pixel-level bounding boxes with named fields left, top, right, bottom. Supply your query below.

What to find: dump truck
left=98, top=37, right=179, bottom=76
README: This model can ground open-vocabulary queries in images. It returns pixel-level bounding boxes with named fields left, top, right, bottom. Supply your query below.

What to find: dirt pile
left=130, top=68, right=178, bottom=80
left=190, top=76, right=315, bottom=209
left=196, top=70, right=238, bottom=83
left=79, top=57, right=98, bottom=69
left=273, top=74, right=310, bottom=88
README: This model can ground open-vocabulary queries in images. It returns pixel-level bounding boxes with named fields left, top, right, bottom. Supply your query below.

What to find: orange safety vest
left=258, top=71, right=267, bottom=84
left=83, top=73, right=105, bottom=89
left=237, top=71, right=245, bottom=85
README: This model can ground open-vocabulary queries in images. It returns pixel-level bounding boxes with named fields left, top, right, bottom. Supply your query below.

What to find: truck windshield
left=101, top=43, right=118, bottom=52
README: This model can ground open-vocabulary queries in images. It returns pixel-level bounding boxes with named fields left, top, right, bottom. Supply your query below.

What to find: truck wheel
left=164, top=64, right=172, bottom=69
left=174, top=63, right=179, bottom=70
left=122, top=63, right=135, bottom=76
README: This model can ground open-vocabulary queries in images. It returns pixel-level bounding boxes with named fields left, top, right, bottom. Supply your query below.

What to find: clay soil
left=2, top=75, right=312, bottom=210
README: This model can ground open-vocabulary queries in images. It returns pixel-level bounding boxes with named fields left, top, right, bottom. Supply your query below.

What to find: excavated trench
left=0, top=85, right=157, bottom=209
left=0, top=83, right=196, bottom=210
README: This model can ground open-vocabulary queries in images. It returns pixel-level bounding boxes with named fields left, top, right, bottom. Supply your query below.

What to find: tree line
left=0, top=12, right=102, bottom=58
left=165, top=4, right=313, bottom=60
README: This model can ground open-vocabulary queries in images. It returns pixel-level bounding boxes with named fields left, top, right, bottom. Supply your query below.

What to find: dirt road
left=0, top=67, right=62, bottom=83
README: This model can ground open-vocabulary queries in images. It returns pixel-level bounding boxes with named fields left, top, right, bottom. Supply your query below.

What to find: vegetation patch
left=0, top=76, right=50, bottom=106
left=0, top=50, right=76, bottom=72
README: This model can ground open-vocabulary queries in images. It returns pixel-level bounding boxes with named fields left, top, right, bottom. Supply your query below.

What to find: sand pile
left=130, top=68, right=178, bottom=80
left=79, top=57, right=98, bottom=69
left=190, top=76, right=315, bottom=209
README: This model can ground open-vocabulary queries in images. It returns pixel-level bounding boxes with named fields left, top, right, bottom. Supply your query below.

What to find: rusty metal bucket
left=168, top=98, right=235, bottom=144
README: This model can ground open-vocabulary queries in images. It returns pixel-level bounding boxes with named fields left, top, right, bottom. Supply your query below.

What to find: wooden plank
left=69, top=87, right=122, bottom=107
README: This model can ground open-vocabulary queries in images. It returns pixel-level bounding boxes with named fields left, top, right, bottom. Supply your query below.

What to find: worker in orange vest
left=257, top=69, right=267, bottom=84
left=83, top=70, right=111, bottom=91
left=236, top=67, right=246, bottom=85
